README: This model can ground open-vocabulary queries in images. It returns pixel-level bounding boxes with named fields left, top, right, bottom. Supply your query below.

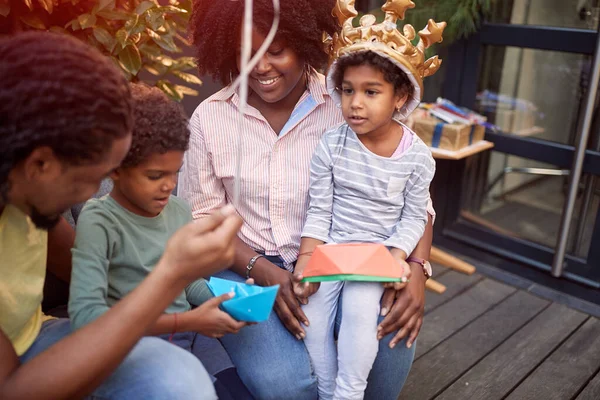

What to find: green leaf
left=119, top=45, right=142, bottom=76
left=78, top=13, right=97, bottom=29
left=0, top=2, right=10, bottom=18
left=97, top=9, right=130, bottom=20
left=135, top=0, right=156, bottom=15
left=157, top=5, right=187, bottom=14
left=138, top=42, right=162, bottom=58
left=170, top=56, right=197, bottom=71
left=143, top=64, right=167, bottom=75
left=157, top=80, right=182, bottom=101
left=174, top=84, right=199, bottom=97
left=110, top=57, right=132, bottom=81
left=37, top=0, right=53, bottom=14
left=147, top=29, right=180, bottom=52
left=97, top=0, right=115, bottom=12
left=145, top=9, right=165, bottom=31
left=20, top=14, right=46, bottom=29
left=93, top=27, right=116, bottom=52
left=115, top=28, right=129, bottom=46
left=65, top=17, right=81, bottom=30
left=172, top=71, right=202, bottom=85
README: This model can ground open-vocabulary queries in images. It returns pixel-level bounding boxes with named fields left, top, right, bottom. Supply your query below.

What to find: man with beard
left=0, top=32, right=242, bottom=399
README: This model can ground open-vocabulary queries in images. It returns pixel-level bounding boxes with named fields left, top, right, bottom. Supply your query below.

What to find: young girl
left=69, top=83, right=254, bottom=400
left=293, top=4, right=444, bottom=398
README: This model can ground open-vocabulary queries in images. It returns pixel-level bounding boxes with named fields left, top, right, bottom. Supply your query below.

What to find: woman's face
left=237, top=28, right=305, bottom=104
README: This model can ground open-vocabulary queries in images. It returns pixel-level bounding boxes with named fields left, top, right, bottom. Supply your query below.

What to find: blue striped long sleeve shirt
left=301, top=123, right=436, bottom=256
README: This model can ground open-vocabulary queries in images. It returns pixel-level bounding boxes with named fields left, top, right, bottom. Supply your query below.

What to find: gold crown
left=325, top=0, right=447, bottom=96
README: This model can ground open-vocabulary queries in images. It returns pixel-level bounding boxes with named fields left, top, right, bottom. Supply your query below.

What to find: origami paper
left=301, top=243, right=404, bottom=282
left=207, top=277, right=279, bottom=322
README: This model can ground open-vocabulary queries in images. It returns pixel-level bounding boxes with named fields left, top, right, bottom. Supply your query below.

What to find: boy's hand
left=292, top=273, right=320, bottom=304
left=160, top=205, right=242, bottom=285
left=184, top=293, right=248, bottom=338
left=383, top=258, right=411, bottom=290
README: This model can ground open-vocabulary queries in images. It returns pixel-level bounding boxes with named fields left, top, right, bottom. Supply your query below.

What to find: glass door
left=438, top=0, right=600, bottom=288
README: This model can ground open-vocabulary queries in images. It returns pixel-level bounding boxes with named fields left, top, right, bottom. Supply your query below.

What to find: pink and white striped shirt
left=179, top=73, right=434, bottom=270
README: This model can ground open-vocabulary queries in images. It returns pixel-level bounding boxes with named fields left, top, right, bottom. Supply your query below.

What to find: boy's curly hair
left=189, top=0, right=339, bottom=85
left=0, top=31, right=132, bottom=203
left=121, top=83, right=190, bottom=167
left=332, top=51, right=415, bottom=100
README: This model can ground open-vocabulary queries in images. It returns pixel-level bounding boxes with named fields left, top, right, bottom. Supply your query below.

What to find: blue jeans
left=20, top=319, right=217, bottom=400
left=216, top=260, right=416, bottom=400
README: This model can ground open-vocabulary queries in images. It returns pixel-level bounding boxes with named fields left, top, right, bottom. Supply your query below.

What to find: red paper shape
left=302, top=243, right=403, bottom=282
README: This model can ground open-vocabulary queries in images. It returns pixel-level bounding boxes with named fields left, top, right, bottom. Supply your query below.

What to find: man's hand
left=377, top=262, right=426, bottom=349
left=159, top=205, right=242, bottom=284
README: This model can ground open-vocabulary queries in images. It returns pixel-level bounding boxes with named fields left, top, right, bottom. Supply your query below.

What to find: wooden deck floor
left=400, top=263, right=600, bottom=400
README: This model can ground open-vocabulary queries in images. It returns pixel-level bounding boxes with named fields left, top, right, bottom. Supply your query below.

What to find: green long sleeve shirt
left=69, top=195, right=212, bottom=331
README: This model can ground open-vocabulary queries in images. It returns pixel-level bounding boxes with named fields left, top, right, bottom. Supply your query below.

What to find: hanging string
left=233, top=0, right=280, bottom=207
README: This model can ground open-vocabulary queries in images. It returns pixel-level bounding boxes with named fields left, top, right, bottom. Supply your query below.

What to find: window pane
left=489, top=0, right=600, bottom=30
left=475, top=46, right=591, bottom=145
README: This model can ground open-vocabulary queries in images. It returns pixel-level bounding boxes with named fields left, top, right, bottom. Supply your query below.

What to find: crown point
left=360, top=14, right=377, bottom=27
left=333, top=0, right=358, bottom=26
left=418, top=19, right=446, bottom=49
left=381, top=0, right=416, bottom=21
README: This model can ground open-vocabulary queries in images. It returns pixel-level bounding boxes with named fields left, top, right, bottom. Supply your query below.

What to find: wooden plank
left=438, top=302, right=587, bottom=400
left=431, top=262, right=448, bottom=278
left=400, top=291, right=549, bottom=400
left=576, top=369, right=600, bottom=400
left=507, top=317, right=600, bottom=400
left=430, top=140, right=494, bottom=160
left=425, top=270, right=484, bottom=313
left=416, top=279, right=516, bottom=359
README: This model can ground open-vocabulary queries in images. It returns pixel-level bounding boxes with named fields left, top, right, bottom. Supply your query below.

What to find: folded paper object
left=207, top=277, right=279, bottom=322
left=301, top=243, right=404, bottom=283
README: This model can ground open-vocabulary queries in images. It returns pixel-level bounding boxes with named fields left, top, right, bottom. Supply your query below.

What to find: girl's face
left=340, top=64, right=407, bottom=137
left=237, top=28, right=305, bottom=105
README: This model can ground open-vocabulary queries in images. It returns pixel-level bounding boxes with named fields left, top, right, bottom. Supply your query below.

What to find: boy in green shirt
left=69, top=83, right=253, bottom=399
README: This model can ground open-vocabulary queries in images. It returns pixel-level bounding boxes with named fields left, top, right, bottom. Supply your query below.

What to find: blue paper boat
left=207, top=277, right=279, bottom=323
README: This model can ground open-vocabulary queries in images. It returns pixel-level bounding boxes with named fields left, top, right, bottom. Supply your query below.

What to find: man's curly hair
left=332, top=51, right=415, bottom=100
left=0, top=31, right=133, bottom=203
left=121, top=83, right=190, bottom=168
left=189, top=0, right=339, bottom=85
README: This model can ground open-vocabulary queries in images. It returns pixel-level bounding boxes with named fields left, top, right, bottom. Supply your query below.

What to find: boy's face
left=340, top=64, right=407, bottom=137
left=111, top=150, right=184, bottom=218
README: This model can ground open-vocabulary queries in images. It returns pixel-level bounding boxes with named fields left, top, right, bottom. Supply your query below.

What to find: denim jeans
left=20, top=319, right=217, bottom=400
left=215, top=257, right=416, bottom=400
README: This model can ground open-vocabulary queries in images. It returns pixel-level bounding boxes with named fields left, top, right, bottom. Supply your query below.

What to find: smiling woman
left=180, top=1, right=436, bottom=399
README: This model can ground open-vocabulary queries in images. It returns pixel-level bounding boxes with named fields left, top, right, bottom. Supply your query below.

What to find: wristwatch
left=406, top=257, right=432, bottom=280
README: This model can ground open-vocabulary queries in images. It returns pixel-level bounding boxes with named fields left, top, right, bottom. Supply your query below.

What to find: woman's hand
left=182, top=293, right=248, bottom=338
left=253, top=261, right=309, bottom=340
left=377, top=262, right=427, bottom=349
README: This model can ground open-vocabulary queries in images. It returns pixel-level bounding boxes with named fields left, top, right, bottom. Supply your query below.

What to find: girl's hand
left=383, top=259, right=412, bottom=291
left=184, top=293, right=248, bottom=338
left=292, top=273, right=320, bottom=304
